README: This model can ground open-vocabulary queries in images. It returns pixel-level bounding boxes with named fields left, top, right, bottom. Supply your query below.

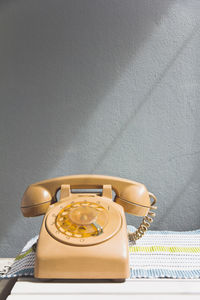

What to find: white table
left=1, top=259, right=200, bottom=300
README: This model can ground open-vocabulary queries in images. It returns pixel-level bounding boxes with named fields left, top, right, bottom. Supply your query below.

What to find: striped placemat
left=128, top=226, right=200, bottom=278
left=1, top=226, right=200, bottom=279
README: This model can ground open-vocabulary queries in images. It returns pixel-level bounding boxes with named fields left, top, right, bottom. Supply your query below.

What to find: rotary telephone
left=21, top=175, right=157, bottom=280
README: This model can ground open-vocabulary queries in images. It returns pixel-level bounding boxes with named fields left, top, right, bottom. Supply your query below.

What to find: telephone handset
left=21, top=175, right=157, bottom=280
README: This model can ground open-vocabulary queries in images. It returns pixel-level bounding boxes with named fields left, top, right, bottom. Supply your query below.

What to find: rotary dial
left=55, top=201, right=108, bottom=238
left=46, top=197, right=122, bottom=246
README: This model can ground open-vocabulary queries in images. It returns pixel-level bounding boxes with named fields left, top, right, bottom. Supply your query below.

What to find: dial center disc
left=69, top=206, right=97, bottom=225
left=55, top=201, right=109, bottom=238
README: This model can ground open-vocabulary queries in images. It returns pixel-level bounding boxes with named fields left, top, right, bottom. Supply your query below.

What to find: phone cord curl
left=128, top=192, right=157, bottom=242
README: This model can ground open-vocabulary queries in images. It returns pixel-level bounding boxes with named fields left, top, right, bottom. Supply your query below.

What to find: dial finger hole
left=69, top=225, right=77, bottom=231
left=79, top=226, right=87, bottom=231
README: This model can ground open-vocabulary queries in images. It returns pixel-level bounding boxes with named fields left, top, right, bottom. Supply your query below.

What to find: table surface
left=1, top=258, right=200, bottom=300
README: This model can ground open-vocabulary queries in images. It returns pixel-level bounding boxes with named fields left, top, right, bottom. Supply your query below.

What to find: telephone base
left=34, top=208, right=130, bottom=280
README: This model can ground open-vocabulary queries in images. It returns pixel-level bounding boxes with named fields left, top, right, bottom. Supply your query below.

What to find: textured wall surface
left=0, top=0, right=200, bottom=257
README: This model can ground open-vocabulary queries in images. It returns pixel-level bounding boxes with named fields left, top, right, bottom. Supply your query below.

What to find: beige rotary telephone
left=21, top=175, right=157, bottom=280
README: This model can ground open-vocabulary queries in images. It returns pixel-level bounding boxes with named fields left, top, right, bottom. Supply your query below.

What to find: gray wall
left=0, top=0, right=200, bottom=257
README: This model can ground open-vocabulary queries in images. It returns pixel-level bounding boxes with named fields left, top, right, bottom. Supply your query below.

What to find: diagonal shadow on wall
left=0, top=0, right=173, bottom=255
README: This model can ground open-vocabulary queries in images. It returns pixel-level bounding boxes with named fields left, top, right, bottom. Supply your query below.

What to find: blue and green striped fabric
left=2, top=226, right=200, bottom=279
left=128, top=226, right=200, bottom=278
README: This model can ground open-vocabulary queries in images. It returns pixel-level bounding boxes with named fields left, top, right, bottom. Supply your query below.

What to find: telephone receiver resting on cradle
left=21, top=174, right=157, bottom=242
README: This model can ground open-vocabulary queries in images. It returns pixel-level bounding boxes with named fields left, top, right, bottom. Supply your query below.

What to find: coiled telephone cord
left=128, top=192, right=157, bottom=242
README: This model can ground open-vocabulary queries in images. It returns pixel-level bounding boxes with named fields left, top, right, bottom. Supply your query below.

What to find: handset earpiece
left=21, top=185, right=52, bottom=217
left=115, top=183, right=157, bottom=242
left=115, top=184, right=151, bottom=217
